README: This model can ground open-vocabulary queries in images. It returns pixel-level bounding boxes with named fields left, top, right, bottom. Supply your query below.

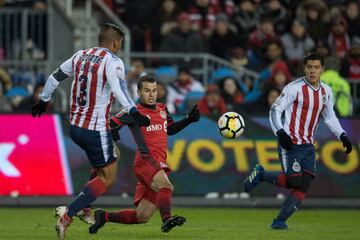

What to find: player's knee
left=136, top=210, right=152, bottom=223
left=286, top=176, right=302, bottom=189
left=100, top=174, right=116, bottom=188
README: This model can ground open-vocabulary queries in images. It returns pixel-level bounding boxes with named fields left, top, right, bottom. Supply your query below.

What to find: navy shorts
left=278, top=143, right=316, bottom=177
left=70, top=125, right=116, bottom=168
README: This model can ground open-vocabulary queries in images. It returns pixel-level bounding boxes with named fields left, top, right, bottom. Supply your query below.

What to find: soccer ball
left=217, top=112, right=245, bottom=139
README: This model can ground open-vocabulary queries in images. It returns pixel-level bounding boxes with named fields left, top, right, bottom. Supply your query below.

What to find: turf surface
left=0, top=208, right=359, bottom=240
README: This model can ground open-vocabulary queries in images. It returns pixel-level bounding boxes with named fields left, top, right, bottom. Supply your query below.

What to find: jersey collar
left=302, top=76, right=321, bottom=91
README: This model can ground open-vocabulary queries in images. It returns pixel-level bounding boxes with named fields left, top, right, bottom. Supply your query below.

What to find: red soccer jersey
left=136, top=103, right=171, bottom=163
left=111, top=103, right=173, bottom=165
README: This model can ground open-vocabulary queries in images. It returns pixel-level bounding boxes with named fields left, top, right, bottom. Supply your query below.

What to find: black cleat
left=161, top=215, right=186, bottom=233
left=89, top=209, right=106, bottom=234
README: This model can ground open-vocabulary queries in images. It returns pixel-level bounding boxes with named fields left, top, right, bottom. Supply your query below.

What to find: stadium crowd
left=0, top=0, right=359, bottom=116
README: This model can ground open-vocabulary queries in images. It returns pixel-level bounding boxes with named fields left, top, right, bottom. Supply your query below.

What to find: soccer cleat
left=89, top=209, right=106, bottom=234
left=55, top=206, right=95, bottom=225
left=55, top=207, right=72, bottom=240
left=243, top=164, right=264, bottom=193
left=161, top=215, right=186, bottom=233
left=271, top=218, right=288, bottom=230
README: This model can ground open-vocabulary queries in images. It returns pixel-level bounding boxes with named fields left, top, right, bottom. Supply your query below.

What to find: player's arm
left=106, top=59, right=150, bottom=126
left=167, top=105, right=200, bottom=135
left=269, top=85, right=295, bottom=150
left=322, top=88, right=352, bottom=154
left=32, top=51, right=81, bottom=117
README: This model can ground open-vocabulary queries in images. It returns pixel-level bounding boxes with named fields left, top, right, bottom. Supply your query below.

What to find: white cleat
left=54, top=207, right=72, bottom=240
left=55, top=206, right=95, bottom=225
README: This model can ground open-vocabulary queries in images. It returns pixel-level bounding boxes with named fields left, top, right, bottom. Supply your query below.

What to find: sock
left=104, top=209, right=138, bottom=224
left=262, top=172, right=286, bottom=188
left=277, top=189, right=305, bottom=222
left=67, top=177, right=107, bottom=218
left=84, top=168, right=97, bottom=209
left=156, top=188, right=173, bottom=222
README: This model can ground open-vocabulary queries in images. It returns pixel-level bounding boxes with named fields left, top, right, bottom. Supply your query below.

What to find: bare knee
left=98, top=174, right=116, bottom=188
left=136, top=207, right=156, bottom=223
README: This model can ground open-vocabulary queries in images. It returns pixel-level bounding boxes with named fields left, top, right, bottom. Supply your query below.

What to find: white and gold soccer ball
left=217, top=112, right=245, bottom=139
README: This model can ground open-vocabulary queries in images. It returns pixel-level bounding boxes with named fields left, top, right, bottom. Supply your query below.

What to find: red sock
left=156, top=188, right=172, bottom=222
left=277, top=173, right=287, bottom=188
left=105, top=209, right=138, bottom=224
left=291, top=189, right=306, bottom=201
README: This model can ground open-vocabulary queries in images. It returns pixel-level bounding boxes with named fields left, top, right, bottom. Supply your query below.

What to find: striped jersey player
left=243, top=52, right=353, bottom=231
left=31, top=23, right=149, bottom=240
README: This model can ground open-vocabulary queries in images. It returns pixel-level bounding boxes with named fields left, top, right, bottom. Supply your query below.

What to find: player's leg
left=56, top=127, right=117, bottom=239
left=89, top=183, right=157, bottom=234
left=151, top=170, right=186, bottom=232
left=271, top=144, right=315, bottom=230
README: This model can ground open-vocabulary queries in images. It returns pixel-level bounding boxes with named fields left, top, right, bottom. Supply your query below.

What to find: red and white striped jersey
left=40, top=47, right=135, bottom=131
left=270, top=77, right=345, bottom=144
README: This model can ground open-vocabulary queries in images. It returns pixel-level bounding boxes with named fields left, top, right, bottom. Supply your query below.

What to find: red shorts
left=133, top=153, right=170, bottom=206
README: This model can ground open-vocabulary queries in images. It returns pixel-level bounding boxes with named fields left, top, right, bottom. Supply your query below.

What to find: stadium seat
left=178, top=91, right=204, bottom=114
left=155, top=66, right=177, bottom=84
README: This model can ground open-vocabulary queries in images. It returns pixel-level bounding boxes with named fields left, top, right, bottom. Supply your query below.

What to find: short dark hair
left=98, top=23, right=124, bottom=45
left=304, top=51, right=324, bottom=66
left=137, top=74, right=156, bottom=90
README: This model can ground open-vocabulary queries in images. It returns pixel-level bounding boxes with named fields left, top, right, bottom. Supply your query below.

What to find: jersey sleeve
left=39, top=50, right=81, bottom=102
left=106, top=58, right=136, bottom=112
left=269, top=85, right=296, bottom=135
left=321, top=87, right=345, bottom=139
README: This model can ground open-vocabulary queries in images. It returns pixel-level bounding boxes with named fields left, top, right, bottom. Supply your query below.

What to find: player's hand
left=277, top=129, right=292, bottom=150
left=31, top=100, right=49, bottom=118
left=340, top=133, right=352, bottom=154
left=130, top=107, right=150, bottom=127
left=186, top=105, right=200, bottom=123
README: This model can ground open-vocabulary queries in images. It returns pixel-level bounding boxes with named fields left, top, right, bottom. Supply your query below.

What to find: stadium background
left=0, top=0, right=360, bottom=209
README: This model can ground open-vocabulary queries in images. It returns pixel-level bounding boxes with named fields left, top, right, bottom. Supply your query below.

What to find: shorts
left=278, top=143, right=316, bottom=177
left=133, top=153, right=170, bottom=206
left=70, top=125, right=116, bottom=168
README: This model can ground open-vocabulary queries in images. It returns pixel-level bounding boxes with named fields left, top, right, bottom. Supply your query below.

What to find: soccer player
left=243, top=51, right=353, bottom=230
left=88, top=74, right=200, bottom=233
left=31, top=23, right=150, bottom=240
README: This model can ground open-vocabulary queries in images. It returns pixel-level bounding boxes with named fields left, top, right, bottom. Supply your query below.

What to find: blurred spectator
left=321, top=56, right=352, bottom=117
left=160, top=12, right=204, bottom=65
left=0, top=81, right=12, bottom=112
left=127, top=59, right=147, bottom=101
left=344, top=0, right=360, bottom=41
left=187, top=0, right=221, bottom=38
left=328, top=16, right=351, bottom=59
left=152, top=0, right=181, bottom=51
left=281, top=18, right=315, bottom=76
left=340, top=40, right=360, bottom=80
left=315, top=39, right=332, bottom=58
left=232, top=0, right=260, bottom=39
left=230, top=47, right=249, bottom=69
left=296, top=0, right=330, bottom=42
left=156, top=81, right=176, bottom=114
left=4, top=0, right=46, bottom=7
left=208, top=13, right=240, bottom=59
left=260, top=0, right=288, bottom=34
left=238, top=86, right=281, bottom=115
left=268, top=61, right=292, bottom=90
left=219, top=77, right=244, bottom=110
left=16, top=83, right=45, bottom=112
left=247, top=17, right=279, bottom=69
left=167, top=67, right=205, bottom=112
left=0, top=67, right=12, bottom=91
left=198, top=84, right=227, bottom=119
left=124, top=0, right=159, bottom=51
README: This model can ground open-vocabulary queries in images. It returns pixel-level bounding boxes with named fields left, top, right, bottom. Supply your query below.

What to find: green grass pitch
left=0, top=208, right=359, bottom=240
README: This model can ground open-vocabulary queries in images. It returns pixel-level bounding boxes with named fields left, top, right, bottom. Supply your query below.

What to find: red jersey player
left=89, top=74, right=200, bottom=234
left=244, top=51, right=353, bottom=230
